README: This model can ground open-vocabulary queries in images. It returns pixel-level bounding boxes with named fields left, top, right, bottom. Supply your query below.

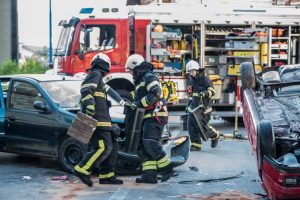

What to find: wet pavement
left=0, top=119, right=266, bottom=200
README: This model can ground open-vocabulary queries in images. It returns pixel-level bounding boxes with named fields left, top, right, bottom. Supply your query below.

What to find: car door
left=5, top=80, right=56, bottom=157
left=0, top=80, right=5, bottom=135
left=71, top=20, right=123, bottom=74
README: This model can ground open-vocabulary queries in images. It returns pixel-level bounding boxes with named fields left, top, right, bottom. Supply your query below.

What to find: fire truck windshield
left=55, top=26, right=74, bottom=56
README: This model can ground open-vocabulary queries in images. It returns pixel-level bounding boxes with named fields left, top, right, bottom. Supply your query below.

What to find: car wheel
left=117, top=89, right=133, bottom=103
left=59, top=137, right=86, bottom=173
left=241, top=62, right=256, bottom=90
left=257, top=120, right=276, bottom=178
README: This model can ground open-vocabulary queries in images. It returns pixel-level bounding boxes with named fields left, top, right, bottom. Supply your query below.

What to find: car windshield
left=40, top=80, right=82, bottom=108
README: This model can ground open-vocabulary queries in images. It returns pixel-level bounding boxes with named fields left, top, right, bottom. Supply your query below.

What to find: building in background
left=0, top=0, right=18, bottom=64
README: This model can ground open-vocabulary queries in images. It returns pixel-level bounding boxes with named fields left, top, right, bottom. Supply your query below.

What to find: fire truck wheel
left=59, top=137, right=86, bottom=173
left=117, top=89, right=133, bottom=102
left=257, top=120, right=276, bottom=178
left=241, top=62, right=256, bottom=90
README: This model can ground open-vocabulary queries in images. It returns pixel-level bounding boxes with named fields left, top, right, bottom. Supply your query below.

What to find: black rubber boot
left=191, top=143, right=202, bottom=151
left=158, top=164, right=174, bottom=182
left=135, top=170, right=158, bottom=184
left=211, top=133, right=220, bottom=148
left=190, top=146, right=201, bottom=151
left=99, top=176, right=123, bottom=185
left=74, top=170, right=93, bottom=187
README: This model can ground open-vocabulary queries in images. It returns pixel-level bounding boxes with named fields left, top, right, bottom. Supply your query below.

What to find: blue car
left=0, top=74, right=189, bottom=174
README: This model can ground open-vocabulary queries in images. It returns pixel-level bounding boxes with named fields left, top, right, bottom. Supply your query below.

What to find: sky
left=17, top=0, right=272, bottom=47
left=18, top=0, right=123, bottom=47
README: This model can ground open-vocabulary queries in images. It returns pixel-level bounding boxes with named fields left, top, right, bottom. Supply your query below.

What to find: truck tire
left=117, top=89, right=133, bottom=102
left=59, top=137, right=86, bottom=173
left=240, top=62, right=256, bottom=90
left=257, top=120, right=276, bottom=178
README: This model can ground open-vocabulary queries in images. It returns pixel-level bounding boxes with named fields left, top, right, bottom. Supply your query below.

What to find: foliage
left=0, top=58, right=47, bottom=75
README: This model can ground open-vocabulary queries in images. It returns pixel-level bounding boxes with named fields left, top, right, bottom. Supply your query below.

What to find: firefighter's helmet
left=154, top=25, right=163, bottom=32
left=90, top=52, right=111, bottom=72
left=186, top=60, right=203, bottom=72
left=125, top=54, right=145, bottom=70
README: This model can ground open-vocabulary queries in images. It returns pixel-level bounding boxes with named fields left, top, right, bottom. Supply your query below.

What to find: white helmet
left=91, top=52, right=111, bottom=68
left=186, top=60, right=202, bottom=72
left=125, top=54, right=145, bottom=70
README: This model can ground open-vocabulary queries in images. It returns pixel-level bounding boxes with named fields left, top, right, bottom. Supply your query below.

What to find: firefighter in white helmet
left=185, top=60, right=220, bottom=151
left=73, top=52, right=124, bottom=187
left=125, top=54, right=173, bottom=184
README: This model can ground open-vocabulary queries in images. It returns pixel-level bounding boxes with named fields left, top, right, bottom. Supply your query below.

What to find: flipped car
left=0, top=74, right=189, bottom=174
left=241, top=63, right=300, bottom=200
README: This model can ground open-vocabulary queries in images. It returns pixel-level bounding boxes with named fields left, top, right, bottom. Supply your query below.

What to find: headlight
left=173, top=136, right=187, bottom=146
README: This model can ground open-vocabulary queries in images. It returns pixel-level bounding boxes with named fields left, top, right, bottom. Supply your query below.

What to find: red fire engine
left=52, top=1, right=300, bottom=118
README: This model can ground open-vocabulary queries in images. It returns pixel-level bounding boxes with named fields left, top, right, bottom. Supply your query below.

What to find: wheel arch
left=104, top=73, right=134, bottom=92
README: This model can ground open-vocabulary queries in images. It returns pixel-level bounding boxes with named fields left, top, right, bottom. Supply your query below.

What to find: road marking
left=109, top=188, right=130, bottom=200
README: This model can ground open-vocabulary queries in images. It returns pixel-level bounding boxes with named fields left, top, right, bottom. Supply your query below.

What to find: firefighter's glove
left=111, top=124, right=121, bottom=137
left=129, top=103, right=137, bottom=110
left=199, top=92, right=206, bottom=98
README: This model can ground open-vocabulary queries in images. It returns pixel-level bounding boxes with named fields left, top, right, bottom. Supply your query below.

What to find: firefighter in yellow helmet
left=125, top=54, right=173, bottom=184
left=73, top=53, right=124, bottom=187
left=185, top=60, right=220, bottom=151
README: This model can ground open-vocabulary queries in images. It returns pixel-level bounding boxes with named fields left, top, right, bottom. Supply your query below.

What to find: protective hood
left=133, top=61, right=154, bottom=83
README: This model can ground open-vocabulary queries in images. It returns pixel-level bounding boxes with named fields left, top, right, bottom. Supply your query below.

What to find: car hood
left=60, top=105, right=126, bottom=124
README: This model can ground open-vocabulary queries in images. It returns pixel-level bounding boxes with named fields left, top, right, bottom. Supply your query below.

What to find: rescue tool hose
left=177, top=171, right=244, bottom=184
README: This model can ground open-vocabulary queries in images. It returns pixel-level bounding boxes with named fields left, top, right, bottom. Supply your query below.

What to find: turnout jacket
left=134, top=71, right=168, bottom=121
left=187, top=73, right=215, bottom=110
left=80, top=69, right=125, bottom=128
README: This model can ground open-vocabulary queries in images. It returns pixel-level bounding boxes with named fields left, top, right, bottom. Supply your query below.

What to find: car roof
left=0, top=74, right=81, bottom=82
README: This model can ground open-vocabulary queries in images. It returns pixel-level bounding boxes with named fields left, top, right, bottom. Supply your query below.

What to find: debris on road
left=235, top=133, right=248, bottom=140
left=22, top=176, right=31, bottom=180
left=189, top=166, right=199, bottom=172
left=178, top=191, right=259, bottom=200
left=51, top=175, right=68, bottom=180
left=177, top=172, right=244, bottom=184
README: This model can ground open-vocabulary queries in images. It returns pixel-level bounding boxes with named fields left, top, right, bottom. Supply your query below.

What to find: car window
left=79, top=24, right=116, bottom=51
left=10, top=81, right=45, bottom=111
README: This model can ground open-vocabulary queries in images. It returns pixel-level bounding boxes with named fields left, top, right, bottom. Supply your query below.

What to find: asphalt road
left=0, top=119, right=266, bottom=200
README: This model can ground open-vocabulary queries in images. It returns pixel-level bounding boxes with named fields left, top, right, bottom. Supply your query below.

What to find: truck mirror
left=83, top=27, right=92, bottom=48
left=75, top=49, right=84, bottom=60
left=34, top=101, right=51, bottom=113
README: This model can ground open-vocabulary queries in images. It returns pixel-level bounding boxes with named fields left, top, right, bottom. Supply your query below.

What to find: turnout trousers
left=74, top=128, right=118, bottom=179
left=137, top=118, right=172, bottom=175
left=187, top=111, right=219, bottom=149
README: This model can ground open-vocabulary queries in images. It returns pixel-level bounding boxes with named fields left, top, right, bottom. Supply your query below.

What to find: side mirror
left=75, top=49, right=84, bottom=60
left=34, top=101, right=51, bottom=113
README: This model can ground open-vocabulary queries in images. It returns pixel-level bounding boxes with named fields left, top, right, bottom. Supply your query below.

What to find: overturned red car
left=241, top=63, right=300, bottom=200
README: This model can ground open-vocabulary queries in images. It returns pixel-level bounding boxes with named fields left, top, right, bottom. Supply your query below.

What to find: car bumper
left=263, top=156, right=300, bottom=199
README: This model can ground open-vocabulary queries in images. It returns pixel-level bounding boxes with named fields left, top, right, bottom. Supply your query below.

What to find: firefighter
left=125, top=54, right=173, bottom=184
left=73, top=53, right=124, bottom=187
left=185, top=60, right=220, bottom=151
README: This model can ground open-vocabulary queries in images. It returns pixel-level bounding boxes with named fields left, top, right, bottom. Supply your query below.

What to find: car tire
left=257, top=120, right=276, bottom=178
left=117, top=89, right=133, bottom=103
left=59, top=137, right=86, bottom=173
left=241, top=62, right=256, bottom=90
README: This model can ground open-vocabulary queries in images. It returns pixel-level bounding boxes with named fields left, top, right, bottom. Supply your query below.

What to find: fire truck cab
left=53, top=1, right=300, bottom=118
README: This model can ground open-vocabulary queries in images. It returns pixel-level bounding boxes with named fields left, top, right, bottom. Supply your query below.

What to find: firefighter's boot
left=99, top=172, right=123, bottom=184
left=135, top=170, right=158, bottom=184
left=211, top=132, right=220, bottom=148
left=73, top=168, right=93, bottom=187
left=191, top=142, right=202, bottom=151
left=99, top=177, right=123, bottom=185
left=157, top=155, right=174, bottom=182
left=136, top=160, right=158, bottom=184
